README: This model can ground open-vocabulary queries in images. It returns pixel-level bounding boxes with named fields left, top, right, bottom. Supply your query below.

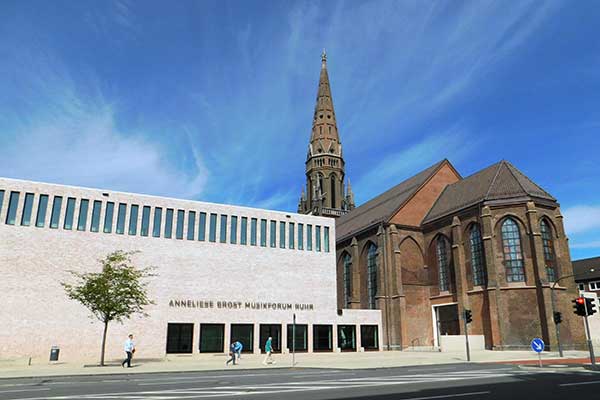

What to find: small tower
left=298, top=51, right=351, bottom=217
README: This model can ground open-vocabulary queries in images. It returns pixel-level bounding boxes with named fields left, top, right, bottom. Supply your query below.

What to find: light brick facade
left=0, top=177, right=381, bottom=363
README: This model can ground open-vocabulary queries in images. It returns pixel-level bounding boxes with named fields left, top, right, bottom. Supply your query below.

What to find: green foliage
left=62, top=250, right=155, bottom=324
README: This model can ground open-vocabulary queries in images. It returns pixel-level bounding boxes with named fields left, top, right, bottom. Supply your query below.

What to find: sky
left=1, top=0, right=599, bottom=260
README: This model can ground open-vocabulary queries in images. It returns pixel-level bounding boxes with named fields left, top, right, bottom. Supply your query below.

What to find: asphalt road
left=0, top=363, right=599, bottom=400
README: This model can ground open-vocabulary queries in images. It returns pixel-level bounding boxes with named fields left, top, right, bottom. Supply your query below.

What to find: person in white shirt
left=121, top=334, right=135, bottom=368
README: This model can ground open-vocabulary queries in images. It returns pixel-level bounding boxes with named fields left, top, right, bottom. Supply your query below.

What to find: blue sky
left=1, top=0, right=599, bottom=259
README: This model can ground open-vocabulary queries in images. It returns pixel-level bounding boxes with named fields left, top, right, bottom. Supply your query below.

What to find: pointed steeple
left=298, top=51, right=351, bottom=217
left=345, top=179, right=355, bottom=211
left=309, top=49, right=340, bottom=154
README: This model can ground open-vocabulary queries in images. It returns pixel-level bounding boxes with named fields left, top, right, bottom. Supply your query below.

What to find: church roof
left=422, top=160, right=556, bottom=224
left=336, top=160, right=449, bottom=241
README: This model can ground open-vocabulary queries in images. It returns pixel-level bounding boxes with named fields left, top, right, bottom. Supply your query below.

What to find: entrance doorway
left=230, top=324, right=254, bottom=353
left=337, top=325, right=357, bottom=351
left=433, top=304, right=460, bottom=347
left=313, top=325, right=333, bottom=351
left=166, top=323, right=193, bottom=354
left=199, top=324, right=224, bottom=353
left=259, top=324, right=281, bottom=353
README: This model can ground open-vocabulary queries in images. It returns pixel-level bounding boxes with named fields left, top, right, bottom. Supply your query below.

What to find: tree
left=62, top=250, right=155, bottom=366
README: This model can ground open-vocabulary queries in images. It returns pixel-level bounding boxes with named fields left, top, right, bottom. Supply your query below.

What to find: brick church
left=298, top=52, right=585, bottom=350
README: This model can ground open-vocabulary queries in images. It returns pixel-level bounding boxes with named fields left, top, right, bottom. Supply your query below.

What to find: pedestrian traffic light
left=553, top=311, right=562, bottom=324
left=585, top=298, right=597, bottom=316
left=573, top=297, right=586, bottom=316
left=464, top=309, right=472, bottom=324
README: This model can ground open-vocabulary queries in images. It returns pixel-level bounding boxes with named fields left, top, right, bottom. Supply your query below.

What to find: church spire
left=298, top=52, right=350, bottom=217
left=310, top=48, right=340, bottom=149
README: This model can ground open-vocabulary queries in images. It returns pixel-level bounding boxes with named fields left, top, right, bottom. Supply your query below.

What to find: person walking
left=226, top=342, right=237, bottom=366
left=262, top=336, right=275, bottom=365
left=234, top=340, right=244, bottom=361
left=121, top=334, right=135, bottom=368
left=233, top=340, right=243, bottom=362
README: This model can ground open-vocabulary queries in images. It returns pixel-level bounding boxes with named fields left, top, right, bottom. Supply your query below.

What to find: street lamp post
left=550, top=268, right=595, bottom=357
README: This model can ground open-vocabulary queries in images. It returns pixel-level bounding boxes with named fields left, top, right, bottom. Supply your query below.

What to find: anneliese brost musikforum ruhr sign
left=169, top=299, right=315, bottom=311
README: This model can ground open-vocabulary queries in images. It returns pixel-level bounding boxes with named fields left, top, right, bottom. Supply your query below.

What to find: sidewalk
left=0, top=350, right=591, bottom=379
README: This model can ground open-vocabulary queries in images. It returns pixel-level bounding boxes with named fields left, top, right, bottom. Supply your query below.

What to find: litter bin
left=49, top=346, right=60, bottom=362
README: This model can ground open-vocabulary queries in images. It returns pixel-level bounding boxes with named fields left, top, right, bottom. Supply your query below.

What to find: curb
left=583, top=364, right=600, bottom=371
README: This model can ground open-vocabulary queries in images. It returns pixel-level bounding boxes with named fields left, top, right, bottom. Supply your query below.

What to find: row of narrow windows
left=436, top=218, right=557, bottom=290
left=313, top=157, right=339, bottom=167
left=342, top=243, right=379, bottom=310
left=0, top=190, right=330, bottom=253
left=341, top=217, right=558, bottom=308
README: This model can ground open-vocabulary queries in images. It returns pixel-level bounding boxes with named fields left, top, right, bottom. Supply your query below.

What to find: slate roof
left=335, top=160, right=449, bottom=241
left=422, top=160, right=556, bottom=224
left=572, top=256, right=600, bottom=282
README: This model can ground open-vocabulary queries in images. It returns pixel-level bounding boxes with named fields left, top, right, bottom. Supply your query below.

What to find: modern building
left=572, top=256, right=600, bottom=346
left=572, top=256, right=600, bottom=292
left=335, top=159, right=586, bottom=351
left=0, top=178, right=381, bottom=362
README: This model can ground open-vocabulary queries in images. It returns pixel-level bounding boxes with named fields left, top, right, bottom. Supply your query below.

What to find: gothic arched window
left=469, top=224, right=487, bottom=286
left=318, top=174, right=324, bottom=194
left=501, top=218, right=525, bottom=282
left=436, top=236, right=450, bottom=292
left=343, top=253, right=352, bottom=307
left=367, top=243, right=378, bottom=309
left=330, top=175, right=336, bottom=208
left=540, top=219, right=557, bottom=282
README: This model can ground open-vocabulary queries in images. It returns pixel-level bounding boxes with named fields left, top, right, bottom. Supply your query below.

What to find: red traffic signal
left=573, top=297, right=587, bottom=316
left=573, top=297, right=597, bottom=316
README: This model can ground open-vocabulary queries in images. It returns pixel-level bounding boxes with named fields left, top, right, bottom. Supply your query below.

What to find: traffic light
left=585, top=298, right=597, bottom=316
left=573, top=297, right=586, bottom=316
left=464, top=309, right=472, bottom=324
left=553, top=311, right=562, bottom=324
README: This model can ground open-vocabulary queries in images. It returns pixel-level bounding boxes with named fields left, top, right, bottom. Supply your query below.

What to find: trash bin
left=49, top=346, right=60, bottom=362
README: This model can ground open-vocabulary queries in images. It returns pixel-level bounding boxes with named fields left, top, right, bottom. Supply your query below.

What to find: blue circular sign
left=531, top=338, right=545, bottom=353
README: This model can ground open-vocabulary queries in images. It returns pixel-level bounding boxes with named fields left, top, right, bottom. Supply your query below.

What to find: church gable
left=389, top=161, right=461, bottom=227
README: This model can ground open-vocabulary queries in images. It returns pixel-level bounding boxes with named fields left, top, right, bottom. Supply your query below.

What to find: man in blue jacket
left=233, top=340, right=243, bottom=362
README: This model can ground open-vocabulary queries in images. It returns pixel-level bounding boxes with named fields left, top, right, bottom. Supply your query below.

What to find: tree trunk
left=100, top=321, right=109, bottom=366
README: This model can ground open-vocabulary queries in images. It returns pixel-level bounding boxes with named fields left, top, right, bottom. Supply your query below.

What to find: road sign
left=531, top=338, right=545, bottom=353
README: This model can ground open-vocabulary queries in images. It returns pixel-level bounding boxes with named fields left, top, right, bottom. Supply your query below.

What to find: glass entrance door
left=199, top=324, right=224, bottom=353
left=230, top=324, right=254, bottom=353
left=287, top=324, right=308, bottom=352
left=166, top=323, right=193, bottom=354
left=337, top=325, right=357, bottom=351
left=313, top=325, right=333, bottom=351
left=259, top=324, right=281, bottom=353
left=360, top=325, right=379, bottom=350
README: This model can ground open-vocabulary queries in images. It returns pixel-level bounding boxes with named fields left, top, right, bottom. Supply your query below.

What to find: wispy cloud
left=0, top=101, right=209, bottom=199
left=0, top=44, right=208, bottom=199
left=353, top=123, right=479, bottom=203
left=563, top=205, right=600, bottom=235
left=571, top=241, right=600, bottom=250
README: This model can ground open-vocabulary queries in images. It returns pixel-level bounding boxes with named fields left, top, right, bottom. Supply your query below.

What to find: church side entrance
left=432, top=303, right=460, bottom=348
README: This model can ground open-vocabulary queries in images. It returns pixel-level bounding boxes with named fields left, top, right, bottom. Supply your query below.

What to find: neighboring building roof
left=422, top=160, right=556, bottom=224
left=335, top=160, right=450, bottom=241
left=572, top=256, right=600, bottom=282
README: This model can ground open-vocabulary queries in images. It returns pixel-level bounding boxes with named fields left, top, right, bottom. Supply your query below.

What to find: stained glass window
left=501, top=218, right=525, bottom=282
left=343, top=253, right=352, bottom=306
left=436, top=236, right=450, bottom=292
left=469, top=225, right=486, bottom=286
left=367, top=243, right=378, bottom=309
left=540, top=219, right=556, bottom=282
